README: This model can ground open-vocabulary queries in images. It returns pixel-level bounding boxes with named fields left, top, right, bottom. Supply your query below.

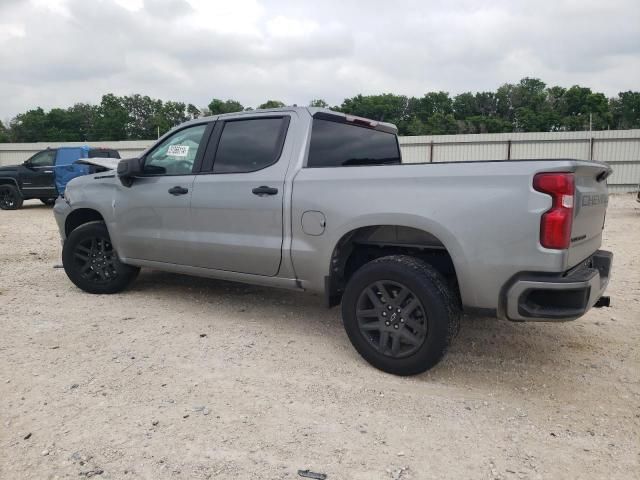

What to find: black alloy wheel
left=62, top=221, right=139, bottom=294
left=342, top=255, right=460, bottom=375
left=71, top=236, right=120, bottom=285
left=356, top=280, right=427, bottom=358
left=0, top=185, right=23, bottom=210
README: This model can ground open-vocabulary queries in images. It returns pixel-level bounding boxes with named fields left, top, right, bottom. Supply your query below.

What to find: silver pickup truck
left=54, top=107, right=613, bottom=375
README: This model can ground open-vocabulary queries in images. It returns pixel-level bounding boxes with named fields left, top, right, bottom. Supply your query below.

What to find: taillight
left=533, top=172, right=575, bottom=249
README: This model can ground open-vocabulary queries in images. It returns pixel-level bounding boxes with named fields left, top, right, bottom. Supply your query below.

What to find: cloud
left=0, top=0, right=638, bottom=122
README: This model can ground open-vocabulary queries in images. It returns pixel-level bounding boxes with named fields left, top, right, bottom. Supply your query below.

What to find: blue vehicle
left=0, top=146, right=120, bottom=210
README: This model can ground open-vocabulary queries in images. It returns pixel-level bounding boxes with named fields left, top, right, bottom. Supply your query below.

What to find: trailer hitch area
left=594, top=296, right=611, bottom=308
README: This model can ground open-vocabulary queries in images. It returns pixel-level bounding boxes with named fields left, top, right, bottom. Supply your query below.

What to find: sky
left=0, top=0, right=639, bottom=121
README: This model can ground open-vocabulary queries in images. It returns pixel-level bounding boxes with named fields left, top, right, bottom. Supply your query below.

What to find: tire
left=0, top=185, right=23, bottom=210
left=62, top=221, right=140, bottom=294
left=341, top=255, right=460, bottom=376
left=41, top=198, right=57, bottom=206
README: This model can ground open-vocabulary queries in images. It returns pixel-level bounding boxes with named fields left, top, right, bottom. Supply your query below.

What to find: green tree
left=474, top=92, right=499, bottom=116
left=0, top=121, right=10, bottom=142
left=67, top=103, right=99, bottom=141
left=495, top=82, right=516, bottom=123
left=611, top=91, right=640, bottom=129
left=463, top=115, right=512, bottom=134
left=340, top=94, right=411, bottom=132
left=187, top=103, right=202, bottom=119
left=9, top=108, right=48, bottom=142
left=452, top=92, right=477, bottom=120
left=94, top=94, right=129, bottom=140
left=404, top=117, right=428, bottom=136
left=559, top=86, right=611, bottom=131
left=413, top=92, right=453, bottom=123
left=122, top=94, right=161, bottom=139
left=158, top=101, right=188, bottom=134
left=208, top=98, right=244, bottom=115
left=425, top=112, right=458, bottom=135
left=258, top=100, right=286, bottom=109
left=3, top=78, right=639, bottom=142
left=511, top=78, right=551, bottom=131
left=309, top=99, right=329, bottom=108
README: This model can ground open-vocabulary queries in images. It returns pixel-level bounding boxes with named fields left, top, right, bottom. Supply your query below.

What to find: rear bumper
left=505, top=250, right=612, bottom=322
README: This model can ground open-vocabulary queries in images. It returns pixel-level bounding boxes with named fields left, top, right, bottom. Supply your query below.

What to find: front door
left=112, top=123, right=211, bottom=266
left=22, top=150, right=57, bottom=197
left=190, top=115, right=293, bottom=276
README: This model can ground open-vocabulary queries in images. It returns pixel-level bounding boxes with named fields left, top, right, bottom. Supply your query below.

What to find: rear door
left=189, top=114, right=293, bottom=276
left=568, top=161, right=611, bottom=266
left=113, top=123, right=212, bottom=265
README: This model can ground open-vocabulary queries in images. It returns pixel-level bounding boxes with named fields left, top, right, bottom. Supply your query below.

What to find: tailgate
left=567, top=161, right=611, bottom=267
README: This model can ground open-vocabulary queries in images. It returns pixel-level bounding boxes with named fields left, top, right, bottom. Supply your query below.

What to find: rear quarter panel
left=291, top=160, right=585, bottom=310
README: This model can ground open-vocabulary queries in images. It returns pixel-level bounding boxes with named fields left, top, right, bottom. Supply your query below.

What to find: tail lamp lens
left=533, top=173, right=575, bottom=249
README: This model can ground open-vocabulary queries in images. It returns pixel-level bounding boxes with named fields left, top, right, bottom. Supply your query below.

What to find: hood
left=0, top=164, right=19, bottom=172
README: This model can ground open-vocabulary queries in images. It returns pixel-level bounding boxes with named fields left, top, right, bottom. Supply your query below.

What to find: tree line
left=1, top=78, right=638, bottom=142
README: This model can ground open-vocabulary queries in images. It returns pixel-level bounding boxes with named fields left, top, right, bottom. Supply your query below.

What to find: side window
left=144, top=124, right=207, bottom=175
left=213, top=118, right=287, bottom=174
left=307, top=118, right=401, bottom=167
left=30, top=150, right=56, bottom=167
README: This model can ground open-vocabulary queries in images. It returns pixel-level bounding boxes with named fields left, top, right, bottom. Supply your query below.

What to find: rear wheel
left=41, top=198, right=57, bottom=206
left=62, top=221, right=139, bottom=294
left=342, top=255, right=460, bottom=376
left=0, top=185, right=23, bottom=210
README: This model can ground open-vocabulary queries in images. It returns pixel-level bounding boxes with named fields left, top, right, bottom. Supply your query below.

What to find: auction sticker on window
left=167, top=145, right=189, bottom=157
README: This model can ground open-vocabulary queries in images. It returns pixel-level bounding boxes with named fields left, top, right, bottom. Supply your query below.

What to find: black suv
left=0, top=147, right=120, bottom=210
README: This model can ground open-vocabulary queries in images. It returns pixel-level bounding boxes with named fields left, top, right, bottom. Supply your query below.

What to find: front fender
left=0, top=176, right=20, bottom=189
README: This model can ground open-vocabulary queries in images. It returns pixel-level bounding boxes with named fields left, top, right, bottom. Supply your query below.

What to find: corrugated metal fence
left=400, top=129, right=640, bottom=193
left=1, top=129, right=639, bottom=193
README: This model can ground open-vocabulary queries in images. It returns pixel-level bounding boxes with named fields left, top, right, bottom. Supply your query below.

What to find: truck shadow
left=129, top=270, right=600, bottom=393
left=19, top=202, right=52, bottom=210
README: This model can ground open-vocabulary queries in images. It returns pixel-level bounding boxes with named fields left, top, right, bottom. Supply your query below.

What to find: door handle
left=252, top=186, right=278, bottom=196
left=43, top=170, right=54, bottom=174
left=168, top=186, right=189, bottom=196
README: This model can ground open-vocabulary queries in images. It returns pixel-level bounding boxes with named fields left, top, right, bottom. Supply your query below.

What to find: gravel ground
left=1, top=195, right=639, bottom=480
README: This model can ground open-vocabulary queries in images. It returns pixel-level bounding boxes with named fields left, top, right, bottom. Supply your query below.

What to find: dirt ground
left=1, top=195, right=638, bottom=480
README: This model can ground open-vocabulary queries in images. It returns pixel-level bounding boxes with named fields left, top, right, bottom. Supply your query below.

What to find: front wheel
left=342, top=255, right=460, bottom=376
left=0, top=185, right=23, bottom=210
left=62, top=221, right=139, bottom=294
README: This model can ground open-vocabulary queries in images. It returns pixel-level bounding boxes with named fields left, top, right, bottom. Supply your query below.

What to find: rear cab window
left=89, top=149, right=121, bottom=159
left=211, top=117, right=289, bottom=174
left=307, top=114, right=401, bottom=168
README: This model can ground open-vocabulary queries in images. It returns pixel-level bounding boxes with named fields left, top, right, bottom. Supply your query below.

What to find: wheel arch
left=324, top=218, right=469, bottom=307
left=0, top=177, right=20, bottom=188
left=65, top=208, right=106, bottom=237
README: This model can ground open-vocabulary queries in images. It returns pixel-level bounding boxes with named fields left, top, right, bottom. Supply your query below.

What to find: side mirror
left=23, top=160, right=33, bottom=168
left=117, top=157, right=143, bottom=187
